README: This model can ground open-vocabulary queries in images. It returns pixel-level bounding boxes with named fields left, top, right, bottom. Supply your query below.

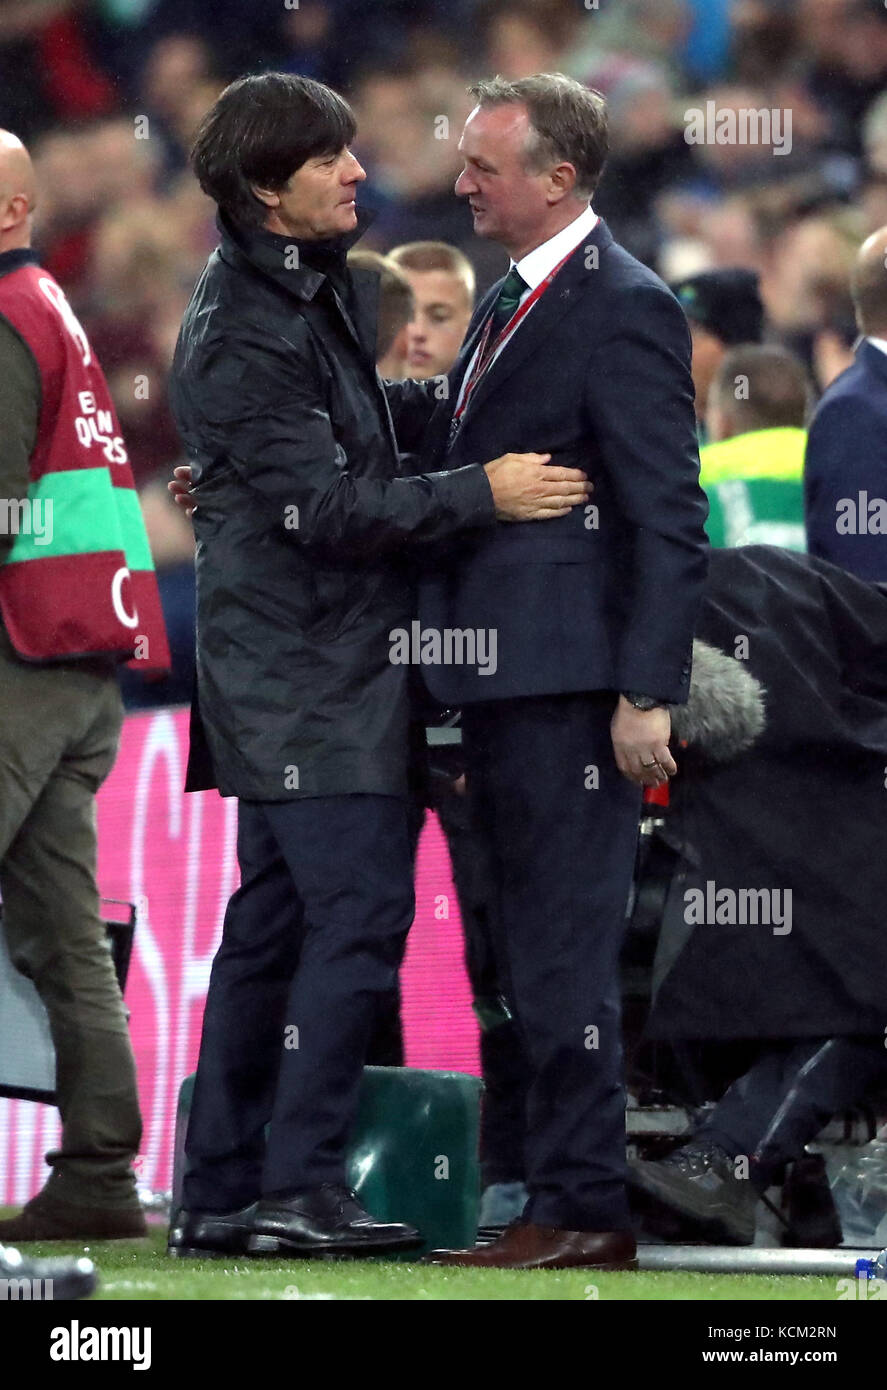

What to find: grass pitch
left=7, top=1221, right=842, bottom=1300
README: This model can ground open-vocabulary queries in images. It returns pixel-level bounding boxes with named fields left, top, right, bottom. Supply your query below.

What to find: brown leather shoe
left=0, top=1199, right=147, bottom=1243
left=427, top=1222, right=637, bottom=1270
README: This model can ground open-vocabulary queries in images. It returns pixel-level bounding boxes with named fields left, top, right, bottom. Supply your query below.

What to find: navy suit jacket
left=804, top=339, right=887, bottom=582
left=417, top=217, right=710, bottom=706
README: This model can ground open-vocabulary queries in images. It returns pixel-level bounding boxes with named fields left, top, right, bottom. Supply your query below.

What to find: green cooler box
left=171, top=1066, right=482, bottom=1257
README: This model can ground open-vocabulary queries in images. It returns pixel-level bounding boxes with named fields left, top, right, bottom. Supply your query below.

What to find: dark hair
left=712, top=345, right=813, bottom=432
left=469, top=73, right=608, bottom=199
left=191, top=72, right=357, bottom=227
left=347, top=250, right=415, bottom=360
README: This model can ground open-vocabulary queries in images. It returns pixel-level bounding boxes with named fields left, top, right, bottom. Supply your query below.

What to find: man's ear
left=548, top=162, right=577, bottom=204
left=0, top=191, right=29, bottom=233
left=250, top=184, right=280, bottom=210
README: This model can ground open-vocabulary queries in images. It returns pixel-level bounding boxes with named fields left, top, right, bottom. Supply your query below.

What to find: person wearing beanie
left=670, top=268, right=765, bottom=437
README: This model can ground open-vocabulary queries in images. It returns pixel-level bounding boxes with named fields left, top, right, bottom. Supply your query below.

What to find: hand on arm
left=171, top=452, right=591, bottom=524
left=171, top=332, right=590, bottom=536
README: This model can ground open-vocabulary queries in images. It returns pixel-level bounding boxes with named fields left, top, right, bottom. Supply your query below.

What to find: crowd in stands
left=2, top=0, right=887, bottom=705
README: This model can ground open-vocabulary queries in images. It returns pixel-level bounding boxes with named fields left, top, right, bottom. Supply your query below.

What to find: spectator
left=346, top=248, right=415, bottom=379
left=804, top=224, right=887, bottom=580
left=478, top=0, right=578, bottom=80
left=797, top=0, right=887, bottom=158
left=136, top=33, right=221, bottom=180
left=388, top=240, right=476, bottom=380
left=701, top=344, right=812, bottom=551
left=670, top=267, right=765, bottom=429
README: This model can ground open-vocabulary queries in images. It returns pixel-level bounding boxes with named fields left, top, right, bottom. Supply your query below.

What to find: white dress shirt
left=868, top=336, right=887, bottom=359
left=455, top=202, right=599, bottom=412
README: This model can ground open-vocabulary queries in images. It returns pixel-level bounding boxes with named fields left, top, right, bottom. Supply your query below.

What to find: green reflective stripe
left=706, top=477, right=806, bottom=551
left=2, top=469, right=120, bottom=563
left=115, top=486, right=154, bottom=571
left=1, top=469, right=154, bottom=570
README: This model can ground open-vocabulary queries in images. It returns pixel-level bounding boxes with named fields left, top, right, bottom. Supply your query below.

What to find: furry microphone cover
left=668, top=640, right=766, bottom=764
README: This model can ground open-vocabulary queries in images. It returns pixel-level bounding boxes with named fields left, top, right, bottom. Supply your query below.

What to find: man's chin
left=406, top=360, right=440, bottom=381
left=471, top=210, right=495, bottom=240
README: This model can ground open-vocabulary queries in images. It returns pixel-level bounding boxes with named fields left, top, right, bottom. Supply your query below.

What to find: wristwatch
left=621, top=691, right=666, bottom=712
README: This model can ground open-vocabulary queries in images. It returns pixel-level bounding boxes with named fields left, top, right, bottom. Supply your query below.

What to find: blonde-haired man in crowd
left=388, top=241, right=476, bottom=381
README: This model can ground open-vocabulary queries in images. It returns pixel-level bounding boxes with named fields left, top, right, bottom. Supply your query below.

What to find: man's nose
left=454, top=167, right=475, bottom=197
left=346, top=152, right=367, bottom=183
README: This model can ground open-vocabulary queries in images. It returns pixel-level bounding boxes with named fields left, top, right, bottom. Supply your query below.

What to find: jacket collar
left=217, top=207, right=375, bottom=303
left=0, top=247, right=40, bottom=282
left=859, top=336, right=887, bottom=388
left=448, top=217, right=616, bottom=429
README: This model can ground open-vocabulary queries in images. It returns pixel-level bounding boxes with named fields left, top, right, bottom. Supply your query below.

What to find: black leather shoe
left=167, top=1202, right=257, bottom=1258
left=247, top=1184, right=423, bottom=1257
left=628, top=1142, right=758, bottom=1244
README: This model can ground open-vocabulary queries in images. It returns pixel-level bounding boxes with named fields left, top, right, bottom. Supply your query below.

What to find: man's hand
left=168, top=464, right=196, bottom=517
left=483, top=452, right=591, bottom=521
left=169, top=454, right=591, bottom=525
left=611, top=696, right=676, bottom=788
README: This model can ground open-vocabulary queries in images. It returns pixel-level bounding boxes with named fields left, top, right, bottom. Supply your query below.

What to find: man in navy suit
left=804, top=225, right=887, bottom=581
left=424, top=75, right=710, bottom=1270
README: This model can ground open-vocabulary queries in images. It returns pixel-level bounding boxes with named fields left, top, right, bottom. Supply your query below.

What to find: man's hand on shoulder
left=483, top=452, right=591, bottom=521
left=610, top=695, right=676, bottom=788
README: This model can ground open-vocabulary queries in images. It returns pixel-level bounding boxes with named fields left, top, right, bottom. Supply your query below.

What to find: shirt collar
left=868, top=336, right=887, bottom=358
left=513, top=203, right=599, bottom=292
left=0, top=247, right=40, bottom=281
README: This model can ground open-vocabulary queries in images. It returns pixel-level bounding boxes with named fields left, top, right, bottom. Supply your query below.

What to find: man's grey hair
left=468, top=72, right=608, bottom=199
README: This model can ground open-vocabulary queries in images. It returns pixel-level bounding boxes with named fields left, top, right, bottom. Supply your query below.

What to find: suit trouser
left=431, top=774, right=531, bottom=1188
left=182, top=794, right=415, bottom=1212
left=699, top=1037, right=887, bottom=1189
left=462, top=692, right=642, bottom=1232
left=0, top=625, right=140, bottom=1209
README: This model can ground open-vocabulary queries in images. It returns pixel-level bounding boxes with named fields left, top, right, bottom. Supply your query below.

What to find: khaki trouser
left=0, top=622, right=141, bottom=1209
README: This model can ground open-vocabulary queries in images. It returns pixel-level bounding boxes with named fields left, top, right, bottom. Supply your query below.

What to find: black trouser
left=463, top=692, right=642, bottom=1232
left=182, top=794, right=415, bottom=1212
left=699, top=1037, right=887, bottom=1189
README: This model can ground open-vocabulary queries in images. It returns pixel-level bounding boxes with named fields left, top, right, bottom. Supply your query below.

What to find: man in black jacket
left=166, top=73, right=589, bottom=1259
left=422, top=75, right=710, bottom=1270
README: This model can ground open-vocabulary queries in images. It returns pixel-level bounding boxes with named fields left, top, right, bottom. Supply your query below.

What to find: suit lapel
left=424, top=282, right=500, bottom=464
left=451, top=281, right=500, bottom=391
left=460, top=219, right=614, bottom=426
